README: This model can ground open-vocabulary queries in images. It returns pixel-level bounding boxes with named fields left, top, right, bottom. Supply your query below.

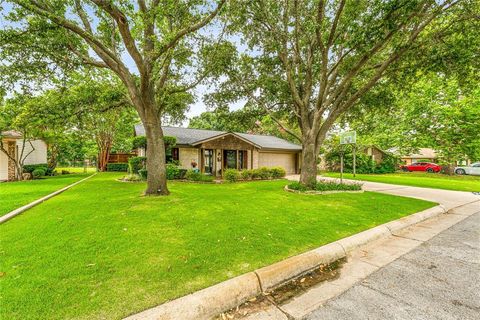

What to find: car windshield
left=472, top=163, right=480, bottom=167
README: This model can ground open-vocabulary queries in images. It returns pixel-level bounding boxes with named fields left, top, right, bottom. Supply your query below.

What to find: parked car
left=454, top=162, right=480, bottom=176
left=400, top=162, right=441, bottom=173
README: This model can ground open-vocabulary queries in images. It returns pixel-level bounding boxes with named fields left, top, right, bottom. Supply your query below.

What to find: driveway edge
left=0, top=173, right=97, bottom=224
left=125, top=204, right=448, bottom=320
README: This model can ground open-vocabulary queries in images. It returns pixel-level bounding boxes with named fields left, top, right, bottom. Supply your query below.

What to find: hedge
left=23, top=163, right=48, bottom=173
left=106, top=163, right=129, bottom=172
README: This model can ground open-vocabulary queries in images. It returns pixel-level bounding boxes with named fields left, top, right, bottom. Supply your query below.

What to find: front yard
left=323, top=172, right=480, bottom=192
left=0, top=173, right=92, bottom=216
left=0, top=173, right=435, bottom=319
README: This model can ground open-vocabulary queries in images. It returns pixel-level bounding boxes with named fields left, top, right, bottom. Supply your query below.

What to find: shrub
left=287, top=181, right=308, bottom=192
left=106, top=163, right=128, bottom=172
left=288, top=180, right=362, bottom=192
left=224, top=169, right=240, bottom=182
left=251, top=169, right=261, bottom=179
left=61, top=170, right=70, bottom=175
left=32, top=168, right=46, bottom=178
left=23, top=164, right=48, bottom=173
left=138, top=169, right=148, bottom=180
left=240, top=169, right=253, bottom=180
left=166, top=163, right=180, bottom=180
left=185, top=170, right=214, bottom=182
left=128, top=156, right=146, bottom=174
left=257, top=167, right=272, bottom=179
left=178, top=169, right=187, bottom=179
left=270, top=167, right=286, bottom=179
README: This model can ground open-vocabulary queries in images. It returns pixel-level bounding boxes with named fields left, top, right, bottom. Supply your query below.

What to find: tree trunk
left=47, top=144, right=59, bottom=170
left=143, top=115, right=169, bottom=196
left=299, top=138, right=318, bottom=188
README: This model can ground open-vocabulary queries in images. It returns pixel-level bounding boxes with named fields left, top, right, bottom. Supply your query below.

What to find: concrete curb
left=124, top=272, right=261, bottom=320
left=124, top=204, right=448, bottom=320
left=0, top=173, right=97, bottom=224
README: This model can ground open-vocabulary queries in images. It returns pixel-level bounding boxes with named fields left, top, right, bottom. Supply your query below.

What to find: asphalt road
left=305, top=211, right=480, bottom=320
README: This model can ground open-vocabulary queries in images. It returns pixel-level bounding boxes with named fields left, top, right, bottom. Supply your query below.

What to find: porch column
left=7, top=141, right=16, bottom=181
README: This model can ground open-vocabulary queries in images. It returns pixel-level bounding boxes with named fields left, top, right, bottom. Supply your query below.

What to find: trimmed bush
left=257, top=167, right=272, bottom=180
left=61, top=170, right=70, bottom=175
left=23, top=164, right=48, bottom=174
left=224, top=169, right=240, bottom=183
left=288, top=180, right=362, bottom=192
left=138, top=169, right=148, bottom=180
left=106, top=163, right=128, bottom=172
left=178, top=169, right=187, bottom=179
left=128, top=156, right=146, bottom=174
left=185, top=170, right=214, bottom=182
left=32, top=168, right=46, bottom=178
left=270, top=167, right=286, bottom=179
left=240, top=169, right=253, bottom=180
left=166, top=163, right=180, bottom=180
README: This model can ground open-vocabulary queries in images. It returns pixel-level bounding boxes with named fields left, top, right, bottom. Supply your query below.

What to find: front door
left=204, top=149, right=214, bottom=174
left=224, top=150, right=237, bottom=169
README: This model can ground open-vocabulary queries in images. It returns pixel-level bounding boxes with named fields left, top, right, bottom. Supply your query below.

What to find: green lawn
left=323, top=172, right=480, bottom=192
left=0, top=173, right=435, bottom=319
left=0, top=173, right=92, bottom=216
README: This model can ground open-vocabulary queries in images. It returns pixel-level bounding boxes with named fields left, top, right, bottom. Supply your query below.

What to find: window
left=204, top=149, right=214, bottom=174
left=166, top=147, right=179, bottom=163
left=238, top=150, right=248, bottom=169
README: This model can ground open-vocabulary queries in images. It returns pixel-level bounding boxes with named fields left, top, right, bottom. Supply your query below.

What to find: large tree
left=2, top=0, right=226, bottom=195
left=222, top=0, right=470, bottom=187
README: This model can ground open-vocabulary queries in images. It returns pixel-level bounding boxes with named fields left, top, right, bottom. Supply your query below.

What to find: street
left=306, top=211, right=480, bottom=320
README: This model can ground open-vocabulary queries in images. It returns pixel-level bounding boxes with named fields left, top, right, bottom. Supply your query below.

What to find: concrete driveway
left=285, top=175, right=480, bottom=210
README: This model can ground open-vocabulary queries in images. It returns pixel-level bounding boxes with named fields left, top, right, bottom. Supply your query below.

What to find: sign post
left=340, top=147, right=344, bottom=184
left=353, top=145, right=356, bottom=177
left=339, top=131, right=357, bottom=182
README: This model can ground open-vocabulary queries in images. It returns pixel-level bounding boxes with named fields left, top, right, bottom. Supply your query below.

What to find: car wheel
left=455, top=169, right=466, bottom=175
left=402, top=167, right=408, bottom=172
left=427, top=168, right=434, bottom=173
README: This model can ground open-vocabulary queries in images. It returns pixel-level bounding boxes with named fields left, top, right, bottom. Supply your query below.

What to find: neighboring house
left=401, top=148, right=438, bottom=165
left=318, top=145, right=388, bottom=171
left=0, top=130, right=48, bottom=181
left=363, top=145, right=388, bottom=164
left=134, top=125, right=302, bottom=175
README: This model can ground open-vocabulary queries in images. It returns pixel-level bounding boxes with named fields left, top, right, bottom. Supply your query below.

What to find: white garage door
left=258, top=152, right=296, bottom=174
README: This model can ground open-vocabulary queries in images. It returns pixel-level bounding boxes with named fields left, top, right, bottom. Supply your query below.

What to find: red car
left=401, top=162, right=441, bottom=173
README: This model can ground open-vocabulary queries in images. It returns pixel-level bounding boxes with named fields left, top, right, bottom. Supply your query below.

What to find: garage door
left=258, top=152, right=296, bottom=174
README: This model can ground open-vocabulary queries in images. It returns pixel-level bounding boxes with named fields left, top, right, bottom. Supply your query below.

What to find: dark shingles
left=134, top=124, right=302, bottom=151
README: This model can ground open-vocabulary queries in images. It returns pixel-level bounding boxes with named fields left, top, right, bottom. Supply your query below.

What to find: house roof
left=402, top=148, right=438, bottom=159
left=134, top=124, right=302, bottom=151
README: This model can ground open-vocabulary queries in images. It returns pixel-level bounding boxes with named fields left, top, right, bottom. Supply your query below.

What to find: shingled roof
left=134, top=124, right=302, bottom=151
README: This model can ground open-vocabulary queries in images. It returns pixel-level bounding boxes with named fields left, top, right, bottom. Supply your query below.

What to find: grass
left=323, top=172, right=480, bottom=192
left=0, top=173, right=435, bottom=319
left=0, top=173, right=92, bottom=216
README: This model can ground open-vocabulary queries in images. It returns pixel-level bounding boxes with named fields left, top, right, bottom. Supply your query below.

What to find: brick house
left=134, top=125, right=303, bottom=175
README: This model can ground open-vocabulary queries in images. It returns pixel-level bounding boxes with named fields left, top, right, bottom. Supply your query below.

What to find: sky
left=0, top=2, right=247, bottom=126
